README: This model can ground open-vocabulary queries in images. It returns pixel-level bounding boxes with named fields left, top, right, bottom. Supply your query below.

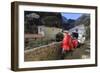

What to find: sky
left=61, top=13, right=83, bottom=20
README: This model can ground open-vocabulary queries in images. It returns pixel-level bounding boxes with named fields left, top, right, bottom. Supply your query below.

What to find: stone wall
left=24, top=42, right=62, bottom=61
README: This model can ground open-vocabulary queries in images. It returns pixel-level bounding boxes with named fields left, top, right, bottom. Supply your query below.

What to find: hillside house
left=69, top=24, right=86, bottom=43
left=38, top=26, right=62, bottom=40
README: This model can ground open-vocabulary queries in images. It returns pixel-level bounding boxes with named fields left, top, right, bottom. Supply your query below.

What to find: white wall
left=38, top=26, right=62, bottom=39
left=0, top=0, right=99, bottom=73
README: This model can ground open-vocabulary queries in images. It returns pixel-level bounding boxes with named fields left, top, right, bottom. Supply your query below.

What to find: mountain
left=75, top=14, right=90, bottom=26
left=62, top=16, right=68, bottom=23
left=62, top=18, right=75, bottom=30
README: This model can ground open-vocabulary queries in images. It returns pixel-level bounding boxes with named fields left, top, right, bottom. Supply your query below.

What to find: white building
left=38, top=26, right=62, bottom=39
left=69, top=24, right=86, bottom=43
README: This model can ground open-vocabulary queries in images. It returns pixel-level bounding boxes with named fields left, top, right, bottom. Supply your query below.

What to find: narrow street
left=64, top=41, right=90, bottom=59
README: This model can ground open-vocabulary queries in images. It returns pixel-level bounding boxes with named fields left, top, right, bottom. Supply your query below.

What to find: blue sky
left=61, top=13, right=83, bottom=20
